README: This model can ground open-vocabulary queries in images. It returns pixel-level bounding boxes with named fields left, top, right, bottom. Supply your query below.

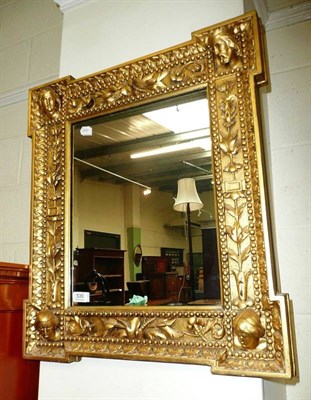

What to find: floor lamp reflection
left=173, top=178, right=203, bottom=301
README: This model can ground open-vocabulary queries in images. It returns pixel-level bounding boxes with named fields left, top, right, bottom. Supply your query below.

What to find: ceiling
left=245, top=0, right=310, bottom=30
left=73, top=93, right=213, bottom=195
left=51, top=0, right=310, bottom=16
left=265, top=0, right=307, bottom=11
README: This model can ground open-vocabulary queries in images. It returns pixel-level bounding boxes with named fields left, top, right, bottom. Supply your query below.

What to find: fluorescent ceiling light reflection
left=130, top=138, right=211, bottom=159
left=143, top=98, right=209, bottom=133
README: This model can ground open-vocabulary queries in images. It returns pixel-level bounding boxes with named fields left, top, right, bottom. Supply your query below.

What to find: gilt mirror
left=24, top=11, right=296, bottom=379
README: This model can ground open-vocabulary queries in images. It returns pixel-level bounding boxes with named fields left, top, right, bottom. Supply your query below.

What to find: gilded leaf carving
left=66, top=58, right=207, bottom=117
left=218, top=92, right=243, bottom=174
left=186, top=316, right=225, bottom=341
left=223, top=192, right=254, bottom=309
left=66, top=315, right=184, bottom=341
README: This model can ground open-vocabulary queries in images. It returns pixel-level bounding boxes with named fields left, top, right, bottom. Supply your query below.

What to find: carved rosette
left=24, top=12, right=295, bottom=378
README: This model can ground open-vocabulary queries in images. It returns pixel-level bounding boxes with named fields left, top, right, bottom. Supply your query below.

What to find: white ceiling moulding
left=54, top=0, right=311, bottom=26
left=0, top=75, right=59, bottom=108
left=53, top=0, right=88, bottom=13
left=254, top=0, right=311, bottom=31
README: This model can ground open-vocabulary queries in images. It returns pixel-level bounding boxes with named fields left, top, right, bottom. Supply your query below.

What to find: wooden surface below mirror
left=24, top=11, right=296, bottom=379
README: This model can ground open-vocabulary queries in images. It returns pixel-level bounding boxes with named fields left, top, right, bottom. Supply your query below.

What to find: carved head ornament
left=213, top=27, right=242, bottom=66
left=233, top=309, right=265, bottom=350
left=35, top=309, right=61, bottom=341
left=40, top=87, right=61, bottom=119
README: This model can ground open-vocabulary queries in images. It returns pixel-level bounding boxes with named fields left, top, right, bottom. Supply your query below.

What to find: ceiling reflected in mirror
left=73, top=92, right=213, bottom=196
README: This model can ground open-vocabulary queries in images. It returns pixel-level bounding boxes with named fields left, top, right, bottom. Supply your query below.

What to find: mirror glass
left=71, top=91, right=220, bottom=307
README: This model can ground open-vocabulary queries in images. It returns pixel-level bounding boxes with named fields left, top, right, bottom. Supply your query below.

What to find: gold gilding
left=24, top=12, right=296, bottom=379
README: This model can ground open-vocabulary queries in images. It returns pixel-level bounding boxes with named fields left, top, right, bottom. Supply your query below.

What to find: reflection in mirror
left=71, top=92, right=220, bottom=307
left=133, top=244, right=143, bottom=267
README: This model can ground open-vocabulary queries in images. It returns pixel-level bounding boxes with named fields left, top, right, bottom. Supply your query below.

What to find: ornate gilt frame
left=24, top=12, right=297, bottom=379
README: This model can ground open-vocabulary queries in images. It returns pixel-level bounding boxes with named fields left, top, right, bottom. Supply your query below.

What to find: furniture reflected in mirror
left=130, top=255, right=188, bottom=305
left=126, top=235, right=220, bottom=306
left=73, top=248, right=126, bottom=305
left=202, top=228, right=220, bottom=299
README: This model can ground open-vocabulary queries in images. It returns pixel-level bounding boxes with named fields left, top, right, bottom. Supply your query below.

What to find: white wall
left=260, top=20, right=311, bottom=400
left=58, top=0, right=244, bottom=79
left=73, top=175, right=126, bottom=249
left=0, top=0, right=62, bottom=262
left=39, top=357, right=264, bottom=400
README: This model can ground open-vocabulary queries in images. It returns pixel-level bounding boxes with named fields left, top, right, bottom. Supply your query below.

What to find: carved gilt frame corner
left=24, top=11, right=297, bottom=378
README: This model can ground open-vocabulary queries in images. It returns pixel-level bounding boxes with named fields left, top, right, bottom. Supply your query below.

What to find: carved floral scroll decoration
left=65, top=313, right=226, bottom=343
left=24, top=12, right=296, bottom=379
left=65, top=58, right=208, bottom=118
left=29, top=84, right=68, bottom=312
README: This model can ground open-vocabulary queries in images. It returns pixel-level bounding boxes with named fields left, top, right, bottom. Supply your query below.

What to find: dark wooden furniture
left=202, top=228, right=220, bottom=299
left=74, top=248, right=126, bottom=305
left=0, top=261, right=40, bottom=400
left=141, top=256, right=182, bottom=302
left=148, top=271, right=181, bottom=299
left=127, top=280, right=150, bottom=298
